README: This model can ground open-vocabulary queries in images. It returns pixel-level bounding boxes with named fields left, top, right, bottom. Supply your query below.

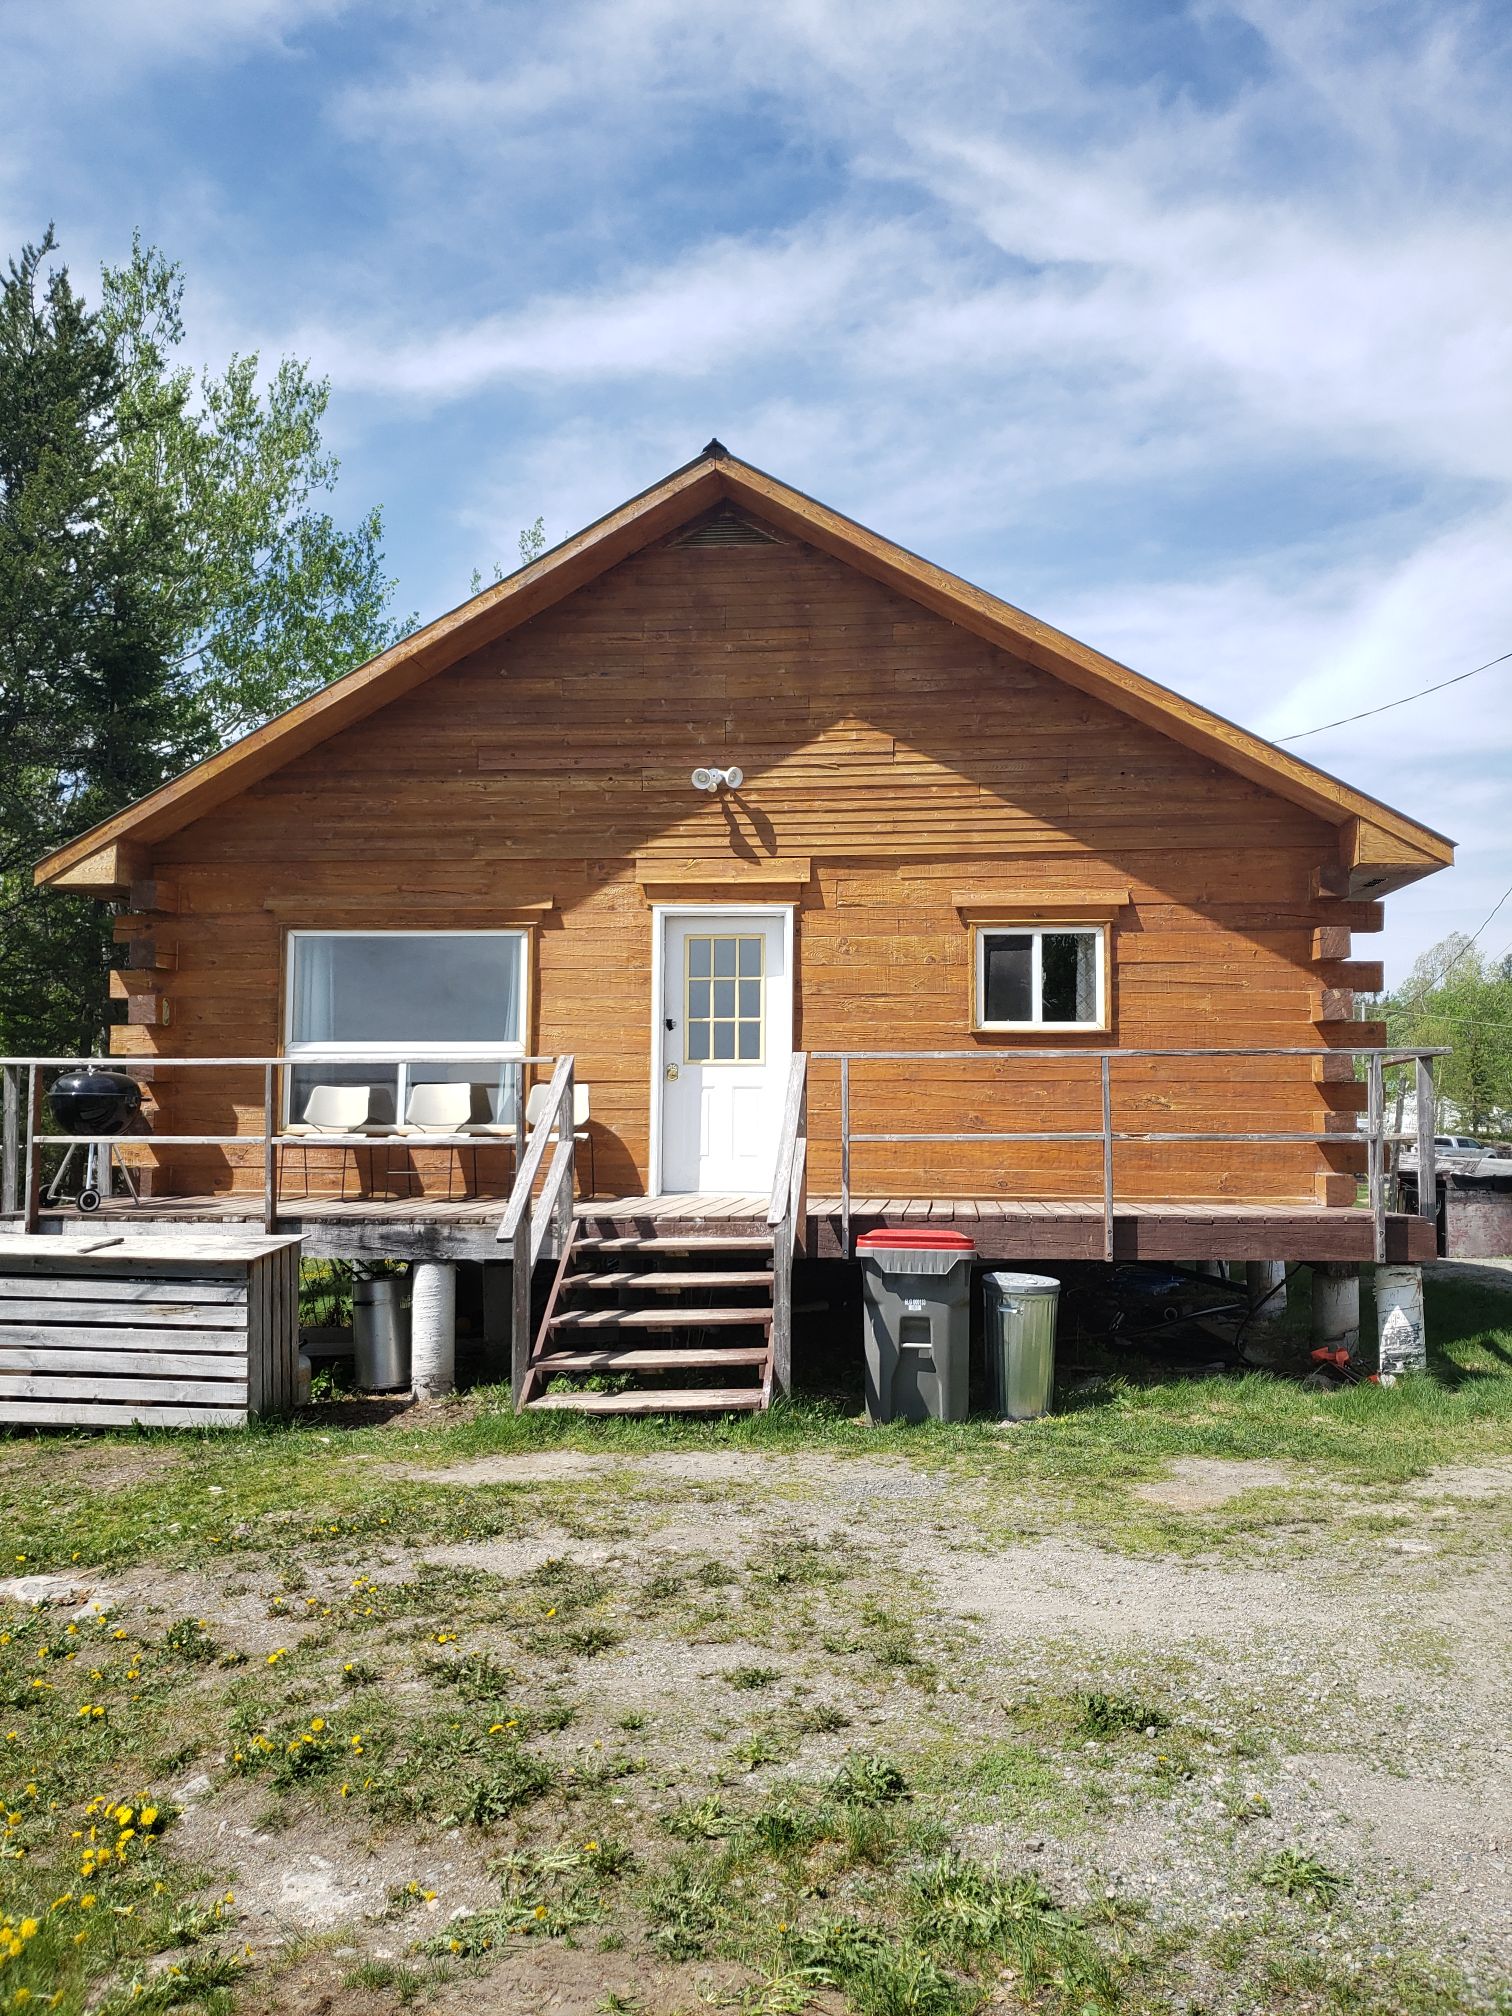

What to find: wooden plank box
left=0, top=1233, right=302, bottom=1429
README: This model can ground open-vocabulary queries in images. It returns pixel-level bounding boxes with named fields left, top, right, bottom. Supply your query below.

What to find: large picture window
left=285, top=930, right=527, bottom=1124
left=974, top=925, right=1105, bottom=1031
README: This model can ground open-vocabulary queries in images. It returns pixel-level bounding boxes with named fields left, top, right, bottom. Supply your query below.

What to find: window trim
left=282, top=928, right=531, bottom=1120
left=971, top=921, right=1110, bottom=1034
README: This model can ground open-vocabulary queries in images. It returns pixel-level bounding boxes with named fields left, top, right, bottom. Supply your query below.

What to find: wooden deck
left=21, top=1191, right=1435, bottom=1263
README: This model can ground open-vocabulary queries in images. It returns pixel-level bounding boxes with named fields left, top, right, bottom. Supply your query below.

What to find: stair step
left=525, top=1386, right=768, bottom=1415
left=568, top=1269, right=774, bottom=1291
left=573, top=1234, right=774, bottom=1253
left=535, top=1346, right=769, bottom=1372
left=548, top=1306, right=772, bottom=1331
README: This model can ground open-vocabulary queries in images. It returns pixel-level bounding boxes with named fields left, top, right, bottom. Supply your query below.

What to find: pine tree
left=0, top=230, right=409, bottom=1056
left=0, top=230, right=161, bottom=1054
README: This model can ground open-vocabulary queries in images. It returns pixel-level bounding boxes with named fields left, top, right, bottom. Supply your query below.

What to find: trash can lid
left=857, top=1229, right=975, bottom=1253
left=981, top=1270, right=1060, bottom=1293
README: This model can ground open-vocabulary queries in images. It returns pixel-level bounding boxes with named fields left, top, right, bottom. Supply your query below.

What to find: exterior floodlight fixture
left=691, top=765, right=744, bottom=792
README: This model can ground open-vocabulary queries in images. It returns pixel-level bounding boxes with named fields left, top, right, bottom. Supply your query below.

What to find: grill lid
left=47, top=1069, right=142, bottom=1136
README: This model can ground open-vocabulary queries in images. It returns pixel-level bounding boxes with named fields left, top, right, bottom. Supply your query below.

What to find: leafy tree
left=470, top=515, right=547, bottom=592
left=0, top=230, right=410, bottom=1056
left=98, top=237, right=410, bottom=743
left=1373, top=933, right=1512, bottom=1136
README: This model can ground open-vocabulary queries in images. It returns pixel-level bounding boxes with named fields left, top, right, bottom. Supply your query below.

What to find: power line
left=1397, top=875, right=1512, bottom=1008
left=1275, top=647, right=1512, bottom=742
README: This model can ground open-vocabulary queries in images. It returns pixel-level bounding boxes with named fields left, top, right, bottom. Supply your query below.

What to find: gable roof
left=35, top=441, right=1452, bottom=895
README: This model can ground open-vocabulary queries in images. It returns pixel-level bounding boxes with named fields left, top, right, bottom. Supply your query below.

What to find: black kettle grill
left=45, top=1069, right=144, bottom=1212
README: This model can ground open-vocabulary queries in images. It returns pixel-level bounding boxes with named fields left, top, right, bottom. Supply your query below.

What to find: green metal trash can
left=857, top=1230, right=975, bottom=1424
left=982, top=1271, right=1059, bottom=1419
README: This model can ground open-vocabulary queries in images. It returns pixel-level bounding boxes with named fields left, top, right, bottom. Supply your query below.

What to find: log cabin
left=10, top=441, right=1452, bottom=1413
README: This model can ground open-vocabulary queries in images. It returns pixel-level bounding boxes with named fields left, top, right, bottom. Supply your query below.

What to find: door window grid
left=685, top=934, right=764, bottom=1063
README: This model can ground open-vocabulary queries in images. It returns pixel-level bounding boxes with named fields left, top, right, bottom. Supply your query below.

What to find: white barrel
left=410, top=1261, right=457, bottom=1400
left=1375, top=1266, right=1426, bottom=1381
left=1245, top=1260, right=1287, bottom=1322
left=1310, top=1263, right=1359, bottom=1357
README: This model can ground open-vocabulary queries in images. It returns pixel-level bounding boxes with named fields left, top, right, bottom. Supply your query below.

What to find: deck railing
left=0, top=1053, right=562, bottom=1235
left=814, top=1045, right=1448, bottom=1263
left=496, top=1056, right=577, bottom=1405
left=766, top=1054, right=809, bottom=1397
left=1, top=1043, right=1450, bottom=1271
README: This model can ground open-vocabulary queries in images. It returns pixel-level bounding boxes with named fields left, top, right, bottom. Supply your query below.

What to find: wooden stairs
left=518, top=1224, right=777, bottom=1414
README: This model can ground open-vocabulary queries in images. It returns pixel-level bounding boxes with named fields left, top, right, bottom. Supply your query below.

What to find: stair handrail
left=498, top=1054, right=576, bottom=1405
left=767, top=1053, right=808, bottom=1398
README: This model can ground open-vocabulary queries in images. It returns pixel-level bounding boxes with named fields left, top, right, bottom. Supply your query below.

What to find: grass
left=0, top=1266, right=1507, bottom=2014
left=1, top=1270, right=1508, bottom=1586
left=1255, top=1846, right=1350, bottom=1908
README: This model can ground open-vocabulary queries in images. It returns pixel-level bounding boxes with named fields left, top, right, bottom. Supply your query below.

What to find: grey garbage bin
left=857, top=1230, right=974, bottom=1424
left=353, top=1275, right=411, bottom=1392
left=982, top=1271, right=1059, bottom=1419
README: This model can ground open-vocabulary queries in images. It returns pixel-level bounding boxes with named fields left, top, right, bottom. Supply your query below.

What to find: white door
left=658, top=910, right=792, bottom=1193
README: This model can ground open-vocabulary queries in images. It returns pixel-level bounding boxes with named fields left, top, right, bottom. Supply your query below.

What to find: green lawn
left=0, top=1265, right=1507, bottom=2015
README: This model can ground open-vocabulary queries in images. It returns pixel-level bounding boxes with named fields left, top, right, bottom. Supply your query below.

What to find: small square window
left=975, top=926, right=1103, bottom=1029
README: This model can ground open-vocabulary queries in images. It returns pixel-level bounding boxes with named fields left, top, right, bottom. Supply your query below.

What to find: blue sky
left=4, top=0, right=1510, bottom=982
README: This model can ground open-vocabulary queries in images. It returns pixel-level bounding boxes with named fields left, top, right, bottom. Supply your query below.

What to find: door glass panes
left=1041, top=932, right=1098, bottom=1023
left=686, top=934, right=763, bottom=1064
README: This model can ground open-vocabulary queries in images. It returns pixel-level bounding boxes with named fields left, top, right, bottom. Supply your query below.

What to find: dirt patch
left=402, top=1447, right=934, bottom=1501
left=243, top=1945, right=756, bottom=2016
left=1131, top=1456, right=1294, bottom=1510
left=171, top=1781, right=497, bottom=1939
left=0, top=1440, right=184, bottom=1493
left=402, top=1451, right=620, bottom=1487
left=1402, top=1460, right=1512, bottom=1500
left=1292, top=1753, right=1512, bottom=1916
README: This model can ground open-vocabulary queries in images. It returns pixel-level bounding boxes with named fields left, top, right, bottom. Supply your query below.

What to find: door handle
left=665, top=1017, right=676, bottom=1030
left=665, top=1063, right=680, bottom=1081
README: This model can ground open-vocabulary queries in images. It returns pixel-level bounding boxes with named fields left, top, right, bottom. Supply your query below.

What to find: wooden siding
left=0, top=1235, right=301, bottom=1427
left=111, top=524, right=1364, bottom=1206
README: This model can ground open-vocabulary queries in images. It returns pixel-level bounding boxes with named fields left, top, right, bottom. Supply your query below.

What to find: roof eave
left=35, top=444, right=1453, bottom=891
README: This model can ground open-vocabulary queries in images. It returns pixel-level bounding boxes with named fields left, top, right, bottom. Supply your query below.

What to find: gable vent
left=675, top=510, right=781, bottom=548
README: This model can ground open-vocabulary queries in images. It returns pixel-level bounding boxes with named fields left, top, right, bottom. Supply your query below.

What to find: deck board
left=17, top=1190, right=1436, bottom=1264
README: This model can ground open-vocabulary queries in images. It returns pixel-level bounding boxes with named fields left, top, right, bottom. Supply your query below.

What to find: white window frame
left=973, top=923, right=1108, bottom=1033
left=283, top=928, right=530, bottom=1121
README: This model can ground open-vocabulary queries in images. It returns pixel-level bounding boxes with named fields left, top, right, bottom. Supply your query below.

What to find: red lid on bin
left=856, top=1229, right=975, bottom=1253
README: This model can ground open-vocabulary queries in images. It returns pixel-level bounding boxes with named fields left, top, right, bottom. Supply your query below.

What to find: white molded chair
left=284, top=1085, right=373, bottom=1135
left=470, top=1081, right=595, bottom=1196
left=393, top=1081, right=482, bottom=1198
left=283, top=1084, right=375, bottom=1200
left=398, top=1082, right=476, bottom=1134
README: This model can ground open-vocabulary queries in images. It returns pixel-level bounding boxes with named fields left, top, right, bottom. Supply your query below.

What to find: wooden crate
left=0, top=1233, right=302, bottom=1428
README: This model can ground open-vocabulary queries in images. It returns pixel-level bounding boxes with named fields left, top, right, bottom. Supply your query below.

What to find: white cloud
left=7, top=0, right=1508, bottom=982
left=298, top=221, right=912, bottom=399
